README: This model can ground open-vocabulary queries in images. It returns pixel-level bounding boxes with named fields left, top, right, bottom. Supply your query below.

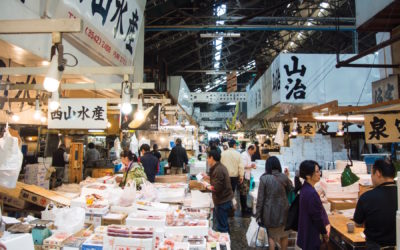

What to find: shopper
left=51, top=144, right=69, bottom=187
left=297, top=160, right=330, bottom=250
left=118, top=150, right=147, bottom=188
left=252, top=141, right=261, bottom=161
left=85, top=142, right=100, bottom=167
left=152, top=144, right=162, bottom=161
left=255, top=156, right=293, bottom=250
left=139, top=144, right=159, bottom=183
left=168, top=138, right=189, bottom=174
left=353, top=159, right=397, bottom=249
left=221, top=139, right=244, bottom=194
left=239, top=144, right=257, bottom=216
left=204, top=149, right=233, bottom=233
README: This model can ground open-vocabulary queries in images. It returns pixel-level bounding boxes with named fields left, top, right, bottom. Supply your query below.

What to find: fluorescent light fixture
left=336, top=122, right=344, bottom=136
left=44, top=55, right=62, bottom=92
left=290, top=118, right=298, bottom=136
left=200, top=33, right=240, bottom=38
left=320, top=2, right=329, bottom=8
left=306, top=21, right=313, bottom=26
left=314, top=114, right=365, bottom=121
left=287, top=3, right=291, bottom=8
left=49, top=91, right=60, bottom=111
left=88, top=130, right=104, bottom=133
left=227, top=102, right=236, bottom=106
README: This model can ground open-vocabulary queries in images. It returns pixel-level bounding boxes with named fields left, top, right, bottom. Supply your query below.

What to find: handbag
left=285, top=193, right=300, bottom=231
left=273, top=174, right=296, bottom=205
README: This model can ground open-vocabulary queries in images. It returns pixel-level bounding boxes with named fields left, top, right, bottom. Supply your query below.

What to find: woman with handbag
left=255, top=156, right=293, bottom=250
left=297, top=160, right=330, bottom=250
left=116, top=150, right=147, bottom=189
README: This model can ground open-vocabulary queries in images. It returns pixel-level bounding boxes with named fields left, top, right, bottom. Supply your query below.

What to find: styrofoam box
left=136, top=201, right=170, bottom=212
left=85, top=211, right=107, bottom=228
left=188, top=238, right=207, bottom=250
left=103, top=235, right=154, bottom=250
left=165, top=220, right=209, bottom=236
left=335, top=160, right=367, bottom=174
left=126, top=210, right=166, bottom=228
left=157, top=187, right=186, bottom=203
left=110, top=205, right=137, bottom=214
left=71, top=197, right=109, bottom=209
left=81, top=183, right=117, bottom=197
left=0, top=233, right=34, bottom=250
left=174, top=242, right=190, bottom=250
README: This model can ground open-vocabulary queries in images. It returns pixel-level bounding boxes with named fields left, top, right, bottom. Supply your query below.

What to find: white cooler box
left=165, top=220, right=209, bottom=236
left=126, top=210, right=166, bottom=228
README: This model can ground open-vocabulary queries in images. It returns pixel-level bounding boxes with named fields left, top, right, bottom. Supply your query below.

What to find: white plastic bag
left=41, top=203, right=60, bottom=221
left=246, top=217, right=268, bottom=247
left=118, top=181, right=136, bottom=207
left=55, top=207, right=85, bottom=234
left=0, top=127, right=23, bottom=188
left=107, top=188, right=124, bottom=206
left=140, top=180, right=156, bottom=201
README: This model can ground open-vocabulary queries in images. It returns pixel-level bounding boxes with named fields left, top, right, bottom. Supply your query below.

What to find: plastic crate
left=363, top=154, right=388, bottom=173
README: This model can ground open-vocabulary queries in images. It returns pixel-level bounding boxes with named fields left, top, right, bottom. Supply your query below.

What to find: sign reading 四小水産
left=364, top=114, right=400, bottom=143
left=290, top=122, right=317, bottom=136
left=48, top=99, right=107, bottom=129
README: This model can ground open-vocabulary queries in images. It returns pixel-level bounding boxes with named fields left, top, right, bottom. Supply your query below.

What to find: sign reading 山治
left=48, top=99, right=107, bottom=129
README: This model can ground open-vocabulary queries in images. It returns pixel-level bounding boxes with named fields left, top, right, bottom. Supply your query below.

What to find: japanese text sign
left=48, top=98, right=107, bottom=129
left=364, top=114, right=400, bottom=143
left=290, top=122, right=316, bottom=136
left=372, top=75, right=399, bottom=104
left=54, top=0, right=145, bottom=66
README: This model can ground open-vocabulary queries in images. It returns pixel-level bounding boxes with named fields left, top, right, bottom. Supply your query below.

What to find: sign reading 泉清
left=364, top=114, right=400, bottom=143
left=372, top=75, right=400, bottom=104
left=53, top=0, right=145, bottom=66
left=289, top=122, right=317, bottom=136
left=48, top=99, right=107, bottom=129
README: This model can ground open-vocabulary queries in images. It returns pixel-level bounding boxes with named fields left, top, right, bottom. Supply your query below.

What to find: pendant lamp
left=340, top=117, right=360, bottom=187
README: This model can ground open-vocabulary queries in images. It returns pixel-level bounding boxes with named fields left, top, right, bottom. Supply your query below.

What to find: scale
left=29, top=219, right=53, bottom=245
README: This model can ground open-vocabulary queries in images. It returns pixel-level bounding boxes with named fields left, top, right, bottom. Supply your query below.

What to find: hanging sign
left=48, top=98, right=107, bottom=129
left=53, top=0, right=145, bottom=66
left=290, top=122, right=317, bottom=136
left=364, top=114, right=400, bottom=143
left=227, top=71, right=237, bottom=93
left=121, top=104, right=159, bottom=131
left=372, top=75, right=399, bottom=104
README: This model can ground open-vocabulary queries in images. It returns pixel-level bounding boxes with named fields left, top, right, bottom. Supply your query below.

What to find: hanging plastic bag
left=0, top=126, right=23, bottom=188
left=54, top=207, right=85, bottom=234
left=41, top=203, right=60, bottom=221
left=118, top=181, right=136, bottom=207
left=140, top=180, right=156, bottom=201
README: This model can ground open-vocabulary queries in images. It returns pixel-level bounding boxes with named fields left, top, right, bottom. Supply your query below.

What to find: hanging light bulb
left=49, top=91, right=60, bottom=111
left=290, top=118, right=298, bottom=136
left=107, top=122, right=112, bottom=128
left=120, top=82, right=132, bottom=114
left=336, top=122, right=344, bottom=136
left=43, top=55, right=62, bottom=92
left=40, top=116, right=47, bottom=123
left=12, top=114, right=20, bottom=122
left=34, top=98, right=41, bottom=120
left=134, top=98, right=144, bottom=121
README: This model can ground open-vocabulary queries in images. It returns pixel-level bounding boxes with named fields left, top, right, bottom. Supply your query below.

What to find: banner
left=227, top=71, right=237, bottom=93
left=121, top=104, right=159, bottom=130
left=48, top=99, right=107, bottom=129
left=364, top=114, right=400, bottom=143
left=290, top=122, right=316, bottom=136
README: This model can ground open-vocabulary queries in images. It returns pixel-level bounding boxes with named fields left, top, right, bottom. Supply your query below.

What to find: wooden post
left=69, top=143, right=83, bottom=183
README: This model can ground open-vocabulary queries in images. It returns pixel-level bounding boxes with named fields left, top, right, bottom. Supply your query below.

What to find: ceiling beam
left=0, top=66, right=134, bottom=76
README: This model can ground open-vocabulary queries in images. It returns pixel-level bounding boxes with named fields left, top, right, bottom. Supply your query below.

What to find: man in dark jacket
left=52, top=144, right=69, bottom=187
left=168, top=138, right=188, bottom=174
left=252, top=141, right=261, bottom=161
left=203, top=149, right=233, bottom=233
left=140, top=144, right=159, bottom=182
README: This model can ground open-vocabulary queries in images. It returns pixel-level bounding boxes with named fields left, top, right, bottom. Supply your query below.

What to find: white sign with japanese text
left=48, top=99, right=107, bottom=129
left=53, top=0, right=145, bottom=66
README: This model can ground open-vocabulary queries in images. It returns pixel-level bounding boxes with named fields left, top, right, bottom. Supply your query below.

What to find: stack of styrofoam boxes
left=24, top=163, right=50, bottom=189
left=319, top=171, right=360, bottom=199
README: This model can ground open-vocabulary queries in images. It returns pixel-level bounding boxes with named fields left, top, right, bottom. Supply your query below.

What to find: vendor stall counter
left=328, top=214, right=366, bottom=249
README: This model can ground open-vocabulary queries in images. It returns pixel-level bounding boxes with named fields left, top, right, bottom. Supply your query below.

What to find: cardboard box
left=155, top=174, right=188, bottom=183
left=20, top=185, right=70, bottom=207
left=359, top=185, right=373, bottom=197
left=328, top=199, right=357, bottom=211
left=92, top=168, right=114, bottom=178
left=189, top=180, right=206, bottom=191
left=0, top=182, right=30, bottom=209
left=101, top=213, right=127, bottom=226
